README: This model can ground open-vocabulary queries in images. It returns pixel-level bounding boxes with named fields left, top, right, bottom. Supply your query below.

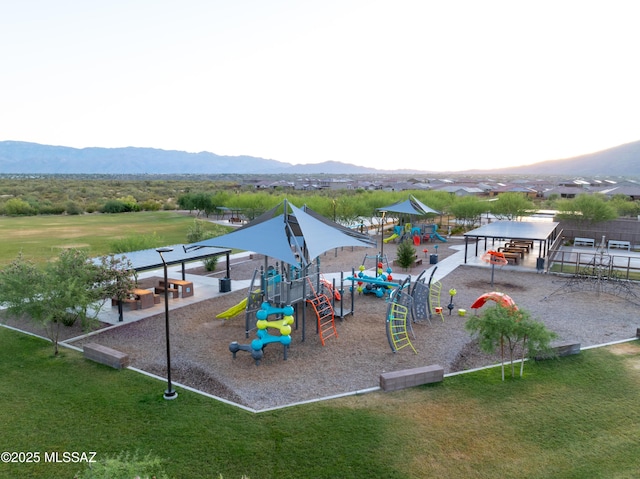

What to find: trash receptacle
left=429, top=254, right=438, bottom=264
left=536, top=257, right=545, bottom=272
left=219, top=277, right=231, bottom=293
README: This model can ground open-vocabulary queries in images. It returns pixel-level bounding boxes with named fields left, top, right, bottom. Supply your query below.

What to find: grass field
left=1, top=326, right=639, bottom=478
left=0, top=212, right=223, bottom=265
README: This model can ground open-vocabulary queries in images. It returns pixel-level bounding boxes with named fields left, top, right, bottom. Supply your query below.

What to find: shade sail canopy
left=377, top=195, right=440, bottom=216
left=188, top=200, right=375, bottom=265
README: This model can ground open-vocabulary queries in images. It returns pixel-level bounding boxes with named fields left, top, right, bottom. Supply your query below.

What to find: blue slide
left=432, top=232, right=447, bottom=242
left=430, top=224, right=447, bottom=242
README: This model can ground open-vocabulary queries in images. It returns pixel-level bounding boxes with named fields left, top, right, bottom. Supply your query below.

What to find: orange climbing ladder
left=306, top=278, right=338, bottom=346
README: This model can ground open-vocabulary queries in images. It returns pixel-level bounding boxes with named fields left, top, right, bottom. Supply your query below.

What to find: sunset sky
left=2, top=1, right=638, bottom=171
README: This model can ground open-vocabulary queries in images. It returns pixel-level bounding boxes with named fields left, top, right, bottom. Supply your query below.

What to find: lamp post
left=156, top=247, right=177, bottom=400
left=379, top=210, right=387, bottom=263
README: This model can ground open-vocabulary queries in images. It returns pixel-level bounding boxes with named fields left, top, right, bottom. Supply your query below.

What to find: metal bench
left=574, top=237, right=595, bottom=247
left=608, top=240, right=631, bottom=251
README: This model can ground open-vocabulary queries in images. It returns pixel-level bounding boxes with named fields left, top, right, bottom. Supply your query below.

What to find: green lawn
left=0, top=212, right=225, bottom=266
left=1, top=326, right=639, bottom=478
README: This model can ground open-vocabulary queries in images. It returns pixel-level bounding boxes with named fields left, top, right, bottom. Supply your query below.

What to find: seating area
left=112, top=278, right=195, bottom=313
left=111, top=288, right=156, bottom=310
left=496, top=240, right=535, bottom=265
left=608, top=239, right=631, bottom=251
left=157, top=278, right=194, bottom=298
left=574, top=237, right=596, bottom=247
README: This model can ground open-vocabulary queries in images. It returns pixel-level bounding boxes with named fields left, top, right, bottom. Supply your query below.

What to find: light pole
left=156, top=247, right=177, bottom=400
left=379, top=210, right=387, bottom=264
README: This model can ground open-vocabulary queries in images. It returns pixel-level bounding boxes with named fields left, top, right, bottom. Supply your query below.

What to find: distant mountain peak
left=1, top=140, right=639, bottom=176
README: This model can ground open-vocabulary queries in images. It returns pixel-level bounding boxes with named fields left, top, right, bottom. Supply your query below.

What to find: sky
left=2, top=1, right=639, bottom=172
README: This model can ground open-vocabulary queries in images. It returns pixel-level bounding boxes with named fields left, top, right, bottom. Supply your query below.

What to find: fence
left=559, top=218, right=640, bottom=248
left=547, top=249, right=640, bottom=280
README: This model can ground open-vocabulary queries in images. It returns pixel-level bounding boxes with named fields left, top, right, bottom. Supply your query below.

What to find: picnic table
left=112, top=288, right=155, bottom=310
left=498, top=246, right=526, bottom=258
left=158, top=278, right=194, bottom=298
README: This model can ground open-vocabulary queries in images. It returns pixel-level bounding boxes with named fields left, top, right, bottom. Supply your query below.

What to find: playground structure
left=347, top=264, right=400, bottom=298
left=385, top=277, right=417, bottom=354
left=383, top=267, right=446, bottom=353
left=305, top=277, right=338, bottom=346
left=226, top=254, right=353, bottom=363
left=384, top=223, right=448, bottom=245
left=481, top=250, right=509, bottom=287
left=229, top=302, right=294, bottom=365
left=470, top=292, right=518, bottom=312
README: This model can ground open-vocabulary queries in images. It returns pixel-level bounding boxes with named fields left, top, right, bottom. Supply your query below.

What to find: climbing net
left=549, top=240, right=640, bottom=306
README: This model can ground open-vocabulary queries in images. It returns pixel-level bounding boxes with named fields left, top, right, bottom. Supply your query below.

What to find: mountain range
left=1, top=140, right=639, bottom=176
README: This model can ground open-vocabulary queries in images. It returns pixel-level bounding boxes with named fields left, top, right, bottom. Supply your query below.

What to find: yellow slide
left=216, top=297, right=248, bottom=319
left=383, top=233, right=399, bottom=244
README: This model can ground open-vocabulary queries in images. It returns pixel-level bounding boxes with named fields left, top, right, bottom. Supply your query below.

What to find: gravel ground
left=7, top=238, right=640, bottom=411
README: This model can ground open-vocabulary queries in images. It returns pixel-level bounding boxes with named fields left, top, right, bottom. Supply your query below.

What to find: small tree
left=465, top=304, right=557, bottom=380
left=449, top=196, right=485, bottom=228
left=490, top=192, right=535, bottom=221
left=556, top=193, right=617, bottom=225
left=396, top=239, right=416, bottom=270
left=0, top=249, right=135, bottom=354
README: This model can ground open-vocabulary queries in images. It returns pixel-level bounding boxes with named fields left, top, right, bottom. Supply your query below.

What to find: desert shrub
left=203, top=256, right=219, bottom=271
left=101, top=199, right=127, bottom=213
left=66, top=201, right=84, bottom=215
left=140, top=199, right=161, bottom=211
left=3, top=197, right=35, bottom=216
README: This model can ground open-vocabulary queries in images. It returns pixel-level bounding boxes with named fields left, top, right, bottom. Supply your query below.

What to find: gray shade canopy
left=188, top=200, right=375, bottom=265
left=377, top=195, right=440, bottom=216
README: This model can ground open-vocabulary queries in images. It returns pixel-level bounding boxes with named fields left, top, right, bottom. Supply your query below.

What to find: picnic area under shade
left=463, top=220, right=562, bottom=264
left=98, top=244, right=232, bottom=279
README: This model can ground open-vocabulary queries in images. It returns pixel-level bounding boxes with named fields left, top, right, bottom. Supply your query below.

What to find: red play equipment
left=470, top=292, right=518, bottom=311
left=481, top=250, right=509, bottom=265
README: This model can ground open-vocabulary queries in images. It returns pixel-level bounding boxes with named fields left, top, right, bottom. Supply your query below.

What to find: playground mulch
left=12, top=237, right=639, bottom=411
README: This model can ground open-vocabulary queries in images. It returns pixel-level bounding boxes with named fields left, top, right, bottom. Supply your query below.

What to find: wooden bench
left=380, top=364, right=444, bottom=392
left=111, top=296, right=140, bottom=310
left=111, top=288, right=155, bottom=310
left=608, top=240, right=630, bottom=251
left=507, top=242, right=531, bottom=252
left=501, top=252, right=520, bottom=265
left=574, top=237, right=595, bottom=247
left=510, top=240, right=533, bottom=249
left=505, top=247, right=527, bottom=257
left=159, top=279, right=194, bottom=298
left=498, top=247, right=525, bottom=258
left=83, top=343, right=130, bottom=369
left=155, top=285, right=179, bottom=298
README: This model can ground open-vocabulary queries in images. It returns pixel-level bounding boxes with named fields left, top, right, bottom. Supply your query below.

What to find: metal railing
left=547, top=249, right=640, bottom=280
